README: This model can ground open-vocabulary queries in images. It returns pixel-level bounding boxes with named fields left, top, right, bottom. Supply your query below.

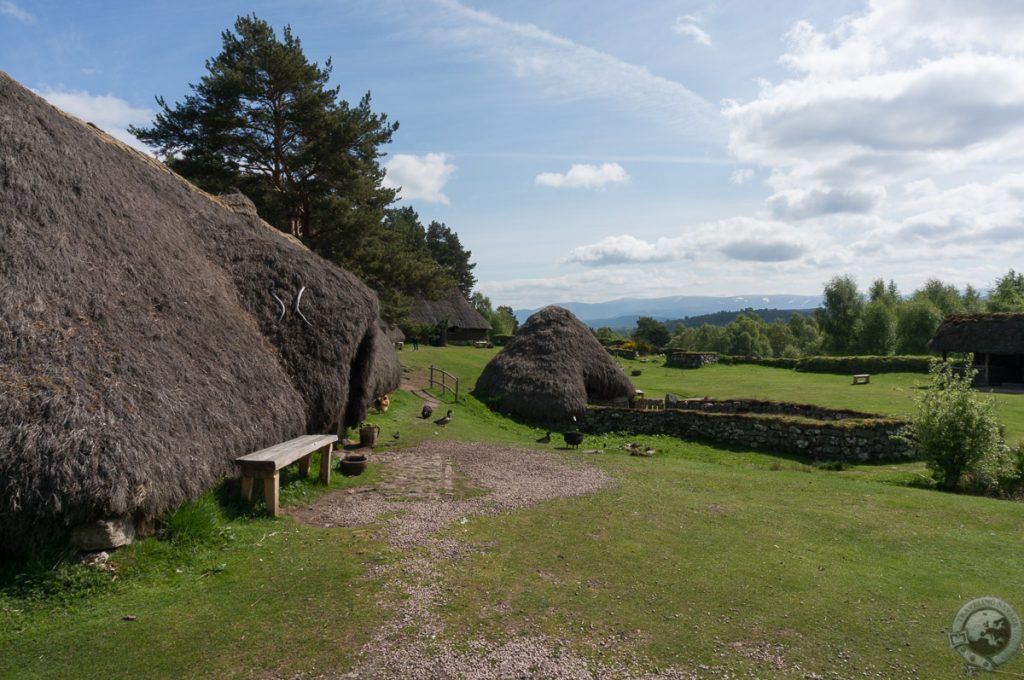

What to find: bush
left=719, top=355, right=932, bottom=374
left=898, top=359, right=1015, bottom=492
left=718, top=356, right=799, bottom=369
left=796, top=355, right=932, bottom=374
left=491, top=334, right=513, bottom=346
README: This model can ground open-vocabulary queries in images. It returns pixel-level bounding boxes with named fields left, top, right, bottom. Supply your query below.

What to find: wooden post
left=298, top=453, right=311, bottom=478
left=264, top=472, right=280, bottom=517
left=319, top=443, right=332, bottom=485
left=240, top=475, right=254, bottom=502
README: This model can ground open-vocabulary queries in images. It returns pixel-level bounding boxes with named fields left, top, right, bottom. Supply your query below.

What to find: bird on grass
left=392, top=431, right=400, bottom=441
left=421, top=404, right=433, bottom=419
left=434, top=410, right=453, bottom=427
left=536, top=431, right=551, bottom=444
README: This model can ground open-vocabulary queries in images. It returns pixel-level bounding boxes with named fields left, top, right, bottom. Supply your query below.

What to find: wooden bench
left=235, top=434, right=338, bottom=516
left=852, top=374, right=870, bottom=385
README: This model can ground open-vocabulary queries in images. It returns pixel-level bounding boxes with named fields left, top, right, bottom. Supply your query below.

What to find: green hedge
left=719, top=355, right=933, bottom=374
left=718, top=356, right=799, bottom=369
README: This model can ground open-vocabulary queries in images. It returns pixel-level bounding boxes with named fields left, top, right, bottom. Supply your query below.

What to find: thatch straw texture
left=928, top=313, right=1024, bottom=354
left=474, top=306, right=635, bottom=423
left=411, top=289, right=492, bottom=331
left=0, top=72, right=399, bottom=554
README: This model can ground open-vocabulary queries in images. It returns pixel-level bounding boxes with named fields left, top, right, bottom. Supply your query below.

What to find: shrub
left=712, top=356, right=798, bottom=366
left=897, top=359, right=1015, bottom=492
left=796, top=355, right=932, bottom=374
left=719, top=355, right=932, bottom=374
left=491, top=334, right=513, bottom=346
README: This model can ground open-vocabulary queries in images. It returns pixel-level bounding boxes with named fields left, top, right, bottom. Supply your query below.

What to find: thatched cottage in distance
left=928, top=313, right=1024, bottom=387
left=410, top=289, right=491, bottom=344
left=475, top=306, right=635, bottom=422
left=0, top=72, right=400, bottom=555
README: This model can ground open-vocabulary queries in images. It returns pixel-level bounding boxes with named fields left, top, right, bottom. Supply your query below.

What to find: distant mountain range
left=514, top=294, right=824, bottom=329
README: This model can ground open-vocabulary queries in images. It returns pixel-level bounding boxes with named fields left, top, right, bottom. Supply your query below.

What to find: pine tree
left=130, top=15, right=398, bottom=243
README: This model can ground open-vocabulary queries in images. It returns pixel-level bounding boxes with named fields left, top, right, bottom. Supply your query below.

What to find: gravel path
left=289, top=441, right=800, bottom=679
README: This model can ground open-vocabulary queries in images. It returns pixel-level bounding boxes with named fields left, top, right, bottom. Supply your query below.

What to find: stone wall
left=670, top=397, right=878, bottom=421
left=582, top=406, right=912, bottom=462
left=666, top=352, right=719, bottom=368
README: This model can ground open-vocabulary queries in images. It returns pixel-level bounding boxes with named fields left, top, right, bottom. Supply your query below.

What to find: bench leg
left=319, top=443, right=332, bottom=485
left=299, top=453, right=311, bottom=478
left=264, top=472, right=280, bottom=517
left=240, top=475, right=254, bottom=502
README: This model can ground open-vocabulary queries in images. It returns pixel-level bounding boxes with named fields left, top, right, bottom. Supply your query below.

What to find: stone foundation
left=666, top=352, right=719, bottom=368
left=582, top=404, right=912, bottom=462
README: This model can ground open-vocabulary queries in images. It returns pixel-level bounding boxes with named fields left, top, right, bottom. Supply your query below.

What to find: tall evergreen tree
left=130, top=15, right=397, bottom=243
left=130, top=16, right=478, bottom=323
left=426, top=221, right=476, bottom=296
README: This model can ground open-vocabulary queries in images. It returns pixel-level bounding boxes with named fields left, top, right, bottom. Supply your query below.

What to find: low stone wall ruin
left=666, top=352, right=719, bottom=368
left=582, top=403, right=912, bottom=462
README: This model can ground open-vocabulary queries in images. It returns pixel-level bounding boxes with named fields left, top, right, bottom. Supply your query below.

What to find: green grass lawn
left=4, top=345, right=1024, bottom=678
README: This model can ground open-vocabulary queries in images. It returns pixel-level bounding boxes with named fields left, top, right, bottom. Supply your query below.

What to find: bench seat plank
left=235, top=434, right=338, bottom=472
left=235, top=434, right=339, bottom=517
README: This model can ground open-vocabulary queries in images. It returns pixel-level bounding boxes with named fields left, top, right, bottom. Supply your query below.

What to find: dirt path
left=287, top=442, right=763, bottom=679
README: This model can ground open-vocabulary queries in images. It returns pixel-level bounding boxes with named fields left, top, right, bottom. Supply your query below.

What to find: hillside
left=670, top=307, right=817, bottom=328
left=514, top=294, right=823, bottom=327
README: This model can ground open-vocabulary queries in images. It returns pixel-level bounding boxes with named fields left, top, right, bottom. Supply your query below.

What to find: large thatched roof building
left=474, top=306, right=635, bottom=422
left=410, top=288, right=491, bottom=344
left=929, top=313, right=1024, bottom=386
left=0, top=72, right=399, bottom=554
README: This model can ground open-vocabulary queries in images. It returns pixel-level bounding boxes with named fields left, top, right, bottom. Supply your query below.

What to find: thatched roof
left=382, top=322, right=405, bottom=343
left=928, top=313, right=1024, bottom=354
left=0, top=72, right=399, bottom=554
left=474, top=306, right=635, bottom=422
left=410, top=289, right=492, bottom=330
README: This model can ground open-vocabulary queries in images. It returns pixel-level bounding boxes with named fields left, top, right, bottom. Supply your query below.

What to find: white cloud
left=672, top=15, right=712, bottom=46
left=565, top=218, right=812, bottom=267
left=425, top=0, right=722, bottom=139
left=713, top=0, right=1024, bottom=291
left=34, top=87, right=153, bottom=151
left=383, top=153, right=455, bottom=204
left=565, top=235, right=681, bottom=265
left=730, top=168, right=754, bottom=185
left=768, top=186, right=885, bottom=220
left=0, top=1, right=34, bottom=22
left=535, top=162, right=629, bottom=190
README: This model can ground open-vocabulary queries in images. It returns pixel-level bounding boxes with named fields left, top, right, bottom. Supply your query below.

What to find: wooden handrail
left=429, top=365, right=459, bottom=401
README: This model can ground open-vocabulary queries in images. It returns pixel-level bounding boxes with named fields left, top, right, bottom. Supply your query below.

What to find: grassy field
left=3, top=345, right=1024, bottom=678
left=400, top=346, right=1024, bottom=441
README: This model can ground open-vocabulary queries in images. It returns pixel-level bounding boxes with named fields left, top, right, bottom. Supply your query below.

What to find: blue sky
left=4, top=0, right=1024, bottom=308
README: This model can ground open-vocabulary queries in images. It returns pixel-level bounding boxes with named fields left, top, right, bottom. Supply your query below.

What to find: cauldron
left=563, top=431, right=584, bottom=449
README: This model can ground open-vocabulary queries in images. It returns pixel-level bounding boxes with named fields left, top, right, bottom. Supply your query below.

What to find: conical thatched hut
left=474, top=306, right=635, bottom=422
left=929, top=313, right=1024, bottom=386
left=0, top=72, right=399, bottom=555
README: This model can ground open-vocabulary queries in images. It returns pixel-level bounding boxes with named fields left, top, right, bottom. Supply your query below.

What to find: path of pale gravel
left=289, top=441, right=805, bottom=679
